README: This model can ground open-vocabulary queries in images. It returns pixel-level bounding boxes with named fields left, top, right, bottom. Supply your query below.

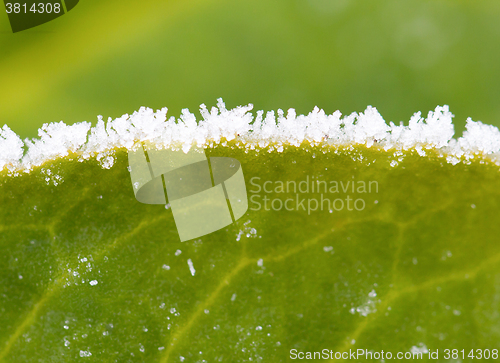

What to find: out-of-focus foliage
left=1, top=0, right=500, bottom=138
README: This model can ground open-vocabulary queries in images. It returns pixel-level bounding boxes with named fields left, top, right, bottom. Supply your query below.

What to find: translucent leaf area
left=1, top=144, right=500, bottom=362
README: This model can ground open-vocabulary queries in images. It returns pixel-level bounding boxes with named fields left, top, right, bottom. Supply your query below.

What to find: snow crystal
left=0, top=125, right=23, bottom=170
left=79, top=350, right=92, bottom=357
left=458, top=118, right=500, bottom=154
left=350, top=289, right=380, bottom=317
left=2, top=99, right=500, bottom=172
left=187, top=258, right=196, bottom=276
left=23, top=121, right=91, bottom=170
left=410, top=343, right=429, bottom=355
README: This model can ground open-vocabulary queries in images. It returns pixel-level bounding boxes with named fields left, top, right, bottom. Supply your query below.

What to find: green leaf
left=1, top=141, right=500, bottom=362
left=3, top=0, right=500, bottom=138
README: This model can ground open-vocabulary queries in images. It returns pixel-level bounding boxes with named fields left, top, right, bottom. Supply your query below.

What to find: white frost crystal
left=1, top=99, right=500, bottom=172
left=410, top=343, right=429, bottom=355
left=187, top=259, right=196, bottom=276
left=79, top=350, right=92, bottom=357
left=0, top=125, right=23, bottom=170
left=350, top=289, right=380, bottom=317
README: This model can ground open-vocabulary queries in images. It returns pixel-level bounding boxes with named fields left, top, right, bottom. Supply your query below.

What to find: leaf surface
left=1, top=144, right=500, bottom=362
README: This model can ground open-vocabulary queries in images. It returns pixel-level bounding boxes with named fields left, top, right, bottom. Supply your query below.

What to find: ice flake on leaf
left=2, top=99, right=500, bottom=173
left=350, top=289, right=380, bottom=317
left=96, top=151, right=115, bottom=169
left=187, top=259, right=196, bottom=276
left=458, top=118, right=500, bottom=154
left=410, top=343, right=429, bottom=355
left=353, top=106, right=389, bottom=147
left=0, top=125, right=23, bottom=170
left=79, top=350, right=92, bottom=357
left=23, top=121, right=91, bottom=170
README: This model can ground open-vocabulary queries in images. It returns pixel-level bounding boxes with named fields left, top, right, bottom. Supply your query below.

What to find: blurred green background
left=1, top=0, right=500, bottom=139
